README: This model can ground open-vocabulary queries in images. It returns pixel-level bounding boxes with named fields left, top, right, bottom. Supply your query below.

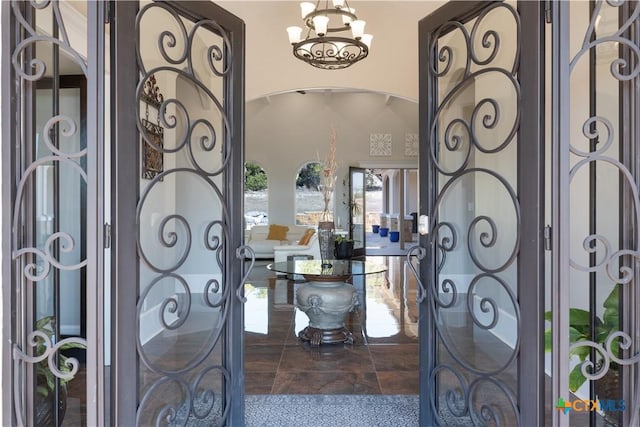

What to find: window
left=295, top=161, right=326, bottom=225
left=244, top=161, right=268, bottom=229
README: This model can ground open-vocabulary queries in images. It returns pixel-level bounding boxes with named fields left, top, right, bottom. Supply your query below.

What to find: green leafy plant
left=346, top=199, right=361, bottom=216
left=334, top=234, right=355, bottom=259
left=34, top=316, right=86, bottom=397
left=341, top=178, right=362, bottom=235
left=244, top=161, right=268, bottom=191
left=544, top=286, right=619, bottom=392
left=334, top=235, right=354, bottom=244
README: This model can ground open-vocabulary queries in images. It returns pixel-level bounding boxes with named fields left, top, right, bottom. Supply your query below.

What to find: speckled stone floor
left=245, top=395, right=420, bottom=427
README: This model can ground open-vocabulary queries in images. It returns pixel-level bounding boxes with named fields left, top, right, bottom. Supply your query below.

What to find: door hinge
left=544, top=225, right=552, bottom=251
left=105, top=1, right=111, bottom=24
left=544, top=0, right=552, bottom=24
left=104, top=223, right=111, bottom=248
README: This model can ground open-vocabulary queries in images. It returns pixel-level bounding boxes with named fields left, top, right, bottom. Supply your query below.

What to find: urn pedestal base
left=295, top=278, right=358, bottom=347
left=298, top=326, right=353, bottom=346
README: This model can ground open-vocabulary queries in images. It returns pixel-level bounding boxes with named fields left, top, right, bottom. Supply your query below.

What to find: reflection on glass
left=365, top=299, right=400, bottom=338
left=244, top=162, right=269, bottom=230
left=269, top=259, right=386, bottom=277
left=295, top=162, right=327, bottom=225
left=351, top=170, right=365, bottom=252
left=244, top=284, right=269, bottom=335
left=33, top=75, right=88, bottom=426
left=364, top=259, right=418, bottom=340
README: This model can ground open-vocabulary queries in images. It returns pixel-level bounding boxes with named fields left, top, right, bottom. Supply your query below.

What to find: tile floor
left=244, top=256, right=420, bottom=395
left=58, top=253, right=604, bottom=425
left=241, top=256, right=594, bottom=425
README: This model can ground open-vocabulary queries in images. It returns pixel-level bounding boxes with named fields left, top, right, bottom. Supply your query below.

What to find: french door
left=419, top=0, right=640, bottom=425
left=3, top=2, right=105, bottom=425
left=3, top=0, right=245, bottom=425
left=349, top=167, right=366, bottom=257
left=551, top=1, right=640, bottom=426
left=418, top=1, right=544, bottom=425
left=111, top=1, right=245, bottom=426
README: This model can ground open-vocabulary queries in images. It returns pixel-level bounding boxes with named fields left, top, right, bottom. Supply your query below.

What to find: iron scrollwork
left=135, top=3, right=234, bottom=425
left=235, top=245, right=256, bottom=303
left=425, top=2, right=521, bottom=424
left=10, top=1, right=89, bottom=426
left=564, top=2, right=640, bottom=423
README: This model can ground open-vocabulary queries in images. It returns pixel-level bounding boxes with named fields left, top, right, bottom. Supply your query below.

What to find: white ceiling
left=217, top=1, right=446, bottom=101
left=41, top=1, right=447, bottom=98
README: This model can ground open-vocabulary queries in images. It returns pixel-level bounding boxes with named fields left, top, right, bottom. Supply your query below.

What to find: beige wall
left=246, top=91, right=419, bottom=224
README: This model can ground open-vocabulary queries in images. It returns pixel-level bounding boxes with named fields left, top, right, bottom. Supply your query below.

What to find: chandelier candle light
left=286, top=0, right=373, bottom=70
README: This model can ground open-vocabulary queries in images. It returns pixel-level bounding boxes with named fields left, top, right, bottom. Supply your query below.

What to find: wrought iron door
left=418, top=1, right=544, bottom=425
left=551, top=1, right=640, bottom=426
left=111, top=1, right=245, bottom=426
left=3, top=1, right=105, bottom=426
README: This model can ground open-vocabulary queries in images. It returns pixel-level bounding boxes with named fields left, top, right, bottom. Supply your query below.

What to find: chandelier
left=286, top=0, right=372, bottom=70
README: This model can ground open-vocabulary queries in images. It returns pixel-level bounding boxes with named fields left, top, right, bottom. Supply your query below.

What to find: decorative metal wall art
left=369, top=133, right=392, bottom=156
left=141, top=75, right=164, bottom=180
left=404, top=133, right=419, bottom=156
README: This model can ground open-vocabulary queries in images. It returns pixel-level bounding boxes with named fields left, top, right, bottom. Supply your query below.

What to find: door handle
left=418, top=215, right=429, bottom=235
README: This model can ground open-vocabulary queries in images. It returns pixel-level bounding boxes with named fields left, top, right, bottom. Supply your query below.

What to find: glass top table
left=267, top=259, right=387, bottom=282
left=267, top=259, right=387, bottom=346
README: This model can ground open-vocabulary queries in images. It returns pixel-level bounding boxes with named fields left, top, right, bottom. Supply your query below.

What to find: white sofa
left=273, top=234, right=321, bottom=264
left=245, top=224, right=314, bottom=259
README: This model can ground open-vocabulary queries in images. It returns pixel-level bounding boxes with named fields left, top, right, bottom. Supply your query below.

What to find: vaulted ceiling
left=217, top=1, right=446, bottom=101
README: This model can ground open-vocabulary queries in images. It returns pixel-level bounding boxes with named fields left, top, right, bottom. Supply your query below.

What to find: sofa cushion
left=246, top=224, right=317, bottom=259
left=267, top=224, right=289, bottom=240
left=273, top=234, right=321, bottom=263
left=249, top=240, right=282, bottom=255
left=298, top=228, right=315, bottom=245
left=248, top=226, right=270, bottom=242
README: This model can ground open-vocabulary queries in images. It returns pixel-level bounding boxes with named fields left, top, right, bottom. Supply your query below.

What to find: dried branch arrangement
left=320, top=127, right=338, bottom=221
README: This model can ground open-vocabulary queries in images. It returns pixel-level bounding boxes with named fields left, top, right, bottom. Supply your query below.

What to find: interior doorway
left=363, top=168, right=418, bottom=256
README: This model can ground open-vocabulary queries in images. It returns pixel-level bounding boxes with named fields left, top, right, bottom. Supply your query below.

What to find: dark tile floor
left=244, top=256, right=420, bottom=395
left=242, top=256, right=595, bottom=424
left=60, top=243, right=416, bottom=423
left=60, top=254, right=602, bottom=425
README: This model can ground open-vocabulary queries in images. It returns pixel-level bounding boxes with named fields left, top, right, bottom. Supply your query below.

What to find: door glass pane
left=244, top=162, right=269, bottom=229
left=553, top=2, right=627, bottom=425
left=429, top=2, right=520, bottom=424
left=136, top=4, right=230, bottom=424
left=590, top=2, right=620, bottom=415
left=35, top=84, right=85, bottom=328
left=295, top=162, right=325, bottom=225
left=10, top=1, right=91, bottom=425
left=351, top=169, right=365, bottom=252
left=34, top=83, right=87, bottom=426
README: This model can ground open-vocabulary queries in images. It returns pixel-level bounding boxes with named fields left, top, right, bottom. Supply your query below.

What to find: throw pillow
left=267, top=224, right=289, bottom=240
left=298, top=228, right=315, bottom=246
